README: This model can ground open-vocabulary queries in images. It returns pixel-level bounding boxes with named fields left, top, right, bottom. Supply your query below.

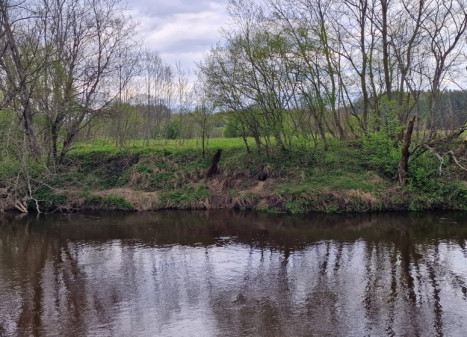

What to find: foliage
left=102, top=196, right=135, bottom=211
left=407, top=153, right=440, bottom=193
left=223, top=116, right=245, bottom=138
left=166, top=118, right=182, bottom=140
left=0, top=159, right=20, bottom=184
left=30, top=187, right=68, bottom=212
left=159, top=185, right=210, bottom=209
left=283, top=198, right=310, bottom=214
left=83, top=194, right=135, bottom=211
left=445, top=182, right=467, bottom=210
left=362, top=132, right=400, bottom=180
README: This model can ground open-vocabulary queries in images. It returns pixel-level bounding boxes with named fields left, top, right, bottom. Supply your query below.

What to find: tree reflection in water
left=0, top=211, right=467, bottom=336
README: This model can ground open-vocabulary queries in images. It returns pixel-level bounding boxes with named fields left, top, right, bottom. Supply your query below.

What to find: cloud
left=128, top=0, right=226, bottom=17
left=126, top=0, right=229, bottom=69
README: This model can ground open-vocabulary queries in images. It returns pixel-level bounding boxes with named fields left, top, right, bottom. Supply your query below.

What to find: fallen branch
left=423, top=144, right=467, bottom=175
left=14, top=200, right=28, bottom=213
left=447, top=150, right=467, bottom=172
left=27, top=178, right=41, bottom=214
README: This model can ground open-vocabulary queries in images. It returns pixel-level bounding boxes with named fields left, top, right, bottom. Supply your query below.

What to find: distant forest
left=86, top=89, right=467, bottom=143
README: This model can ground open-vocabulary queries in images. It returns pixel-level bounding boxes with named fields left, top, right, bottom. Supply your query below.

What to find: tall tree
left=0, top=0, right=138, bottom=163
left=0, top=0, right=46, bottom=158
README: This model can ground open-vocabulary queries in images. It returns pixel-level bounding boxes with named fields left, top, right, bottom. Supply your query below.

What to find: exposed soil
left=94, top=188, right=159, bottom=211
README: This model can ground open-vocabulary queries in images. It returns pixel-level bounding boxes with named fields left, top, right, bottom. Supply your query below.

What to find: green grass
left=70, top=137, right=250, bottom=156
left=159, top=184, right=210, bottom=209
left=83, top=194, right=135, bottom=211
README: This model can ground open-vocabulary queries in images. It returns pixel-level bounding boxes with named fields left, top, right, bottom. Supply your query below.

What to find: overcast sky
left=126, top=0, right=230, bottom=71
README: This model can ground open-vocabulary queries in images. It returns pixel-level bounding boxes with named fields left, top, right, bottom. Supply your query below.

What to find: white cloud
left=126, top=0, right=229, bottom=70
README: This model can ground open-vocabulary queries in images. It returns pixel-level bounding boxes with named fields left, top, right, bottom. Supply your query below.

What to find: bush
left=30, top=186, right=68, bottom=211
left=166, top=118, right=181, bottom=139
left=284, top=198, right=309, bottom=214
left=102, top=195, right=135, bottom=210
left=446, top=183, right=467, bottom=210
left=405, top=152, right=442, bottom=193
left=159, top=185, right=210, bottom=208
left=223, top=117, right=246, bottom=138
left=83, top=194, right=135, bottom=210
left=0, top=158, right=20, bottom=183
left=362, top=132, right=400, bottom=179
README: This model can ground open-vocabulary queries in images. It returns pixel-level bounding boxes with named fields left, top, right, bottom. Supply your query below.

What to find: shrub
left=102, top=195, right=135, bottom=210
left=159, top=185, right=210, bottom=208
left=284, top=198, right=309, bottom=214
left=30, top=186, right=68, bottom=211
left=407, top=153, right=440, bottom=193
left=362, top=132, right=400, bottom=179
left=83, top=194, right=135, bottom=210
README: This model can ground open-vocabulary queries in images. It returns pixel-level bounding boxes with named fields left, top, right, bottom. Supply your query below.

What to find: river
left=0, top=210, right=467, bottom=336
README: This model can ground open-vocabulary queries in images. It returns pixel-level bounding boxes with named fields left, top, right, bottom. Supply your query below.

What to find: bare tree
left=423, top=0, right=467, bottom=139
left=0, top=0, right=138, bottom=163
left=141, top=50, right=174, bottom=144
left=0, top=0, right=46, bottom=158
left=174, top=62, right=192, bottom=144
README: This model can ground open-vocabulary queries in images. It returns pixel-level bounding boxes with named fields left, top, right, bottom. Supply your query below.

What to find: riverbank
left=2, top=138, right=467, bottom=213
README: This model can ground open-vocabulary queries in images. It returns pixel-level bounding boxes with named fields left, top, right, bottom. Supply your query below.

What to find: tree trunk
left=23, top=114, right=42, bottom=159
left=242, top=135, right=250, bottom=153
left=58, top=133, right=76, bottom=164
left=241, top=124, right=250, bottom=153
left=202, top=132, right=206, bottom=158
left=398, top=116, right=416, bottom=185
left=51, top=123, right=58, bottom=163
left=316, top=120, right=328, bottom=151
left=381, top=0, right=392, bottom=100
left=274, top=132, right=286, bottom=151
left=254, top=134, right=261, bottom=154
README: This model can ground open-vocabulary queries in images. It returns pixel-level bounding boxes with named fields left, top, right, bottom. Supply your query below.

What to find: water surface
left=1, top=211, right=467, bottom=336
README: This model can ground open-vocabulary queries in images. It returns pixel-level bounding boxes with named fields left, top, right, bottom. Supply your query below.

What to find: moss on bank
left=2, top=137, right=467, bottom=213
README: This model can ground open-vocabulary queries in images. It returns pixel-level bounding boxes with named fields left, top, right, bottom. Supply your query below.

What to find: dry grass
left=95, top=188, right=159, bottom=211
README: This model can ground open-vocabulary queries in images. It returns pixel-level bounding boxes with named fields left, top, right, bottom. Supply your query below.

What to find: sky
left=126, top=0, right=230, bottom=72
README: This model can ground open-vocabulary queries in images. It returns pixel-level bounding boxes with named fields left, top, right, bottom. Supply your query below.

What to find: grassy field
left=70, top=137, right=250, bottom=155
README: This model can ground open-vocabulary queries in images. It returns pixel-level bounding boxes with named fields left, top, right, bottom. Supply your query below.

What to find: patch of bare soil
left=203, top=178, right=229, bottom=209
left=366, top=171, right=386, bottom=185
left=95, top=188, right=159, bottom=211
left=250, top=181, right=267, bottom=194
left=203, top=175, right=274, bottom=210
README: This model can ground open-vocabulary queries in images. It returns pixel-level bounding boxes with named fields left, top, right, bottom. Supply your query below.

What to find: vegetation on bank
left=1, top=136, right=466, bottom=214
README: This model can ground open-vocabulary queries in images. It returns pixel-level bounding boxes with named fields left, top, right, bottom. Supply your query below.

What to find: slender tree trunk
left=359, top=0, right=369, bottom=132
left=253, top=134, right=261, bottom=154
left=202, top=132, right=206, bottom=158
left=23, top=111, right=42, bottom=159
left=274, top=132, right=286, bottom=151
left=241, top=123, right=250, bottom=153
left=242, top=135, right=250, bottom=153
left=58, top=132, right=77, bottom=164
left=51, top=123, right=58, bottom=163
left=381, top=0, right=392, bottom=100
left=398, top=116, right=416, bottom=185
left=318, top=121, right=328, bottom=151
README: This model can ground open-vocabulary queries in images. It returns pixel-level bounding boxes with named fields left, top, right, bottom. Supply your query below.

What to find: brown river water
left=0, top=210, right=467, bottom=336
